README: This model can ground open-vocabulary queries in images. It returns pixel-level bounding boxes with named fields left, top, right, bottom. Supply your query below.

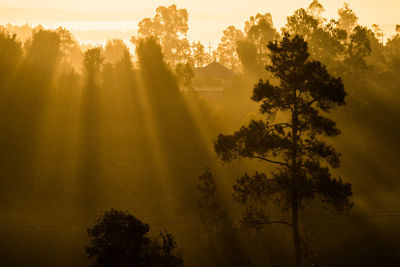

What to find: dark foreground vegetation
left=0, top=1, right=400, bottom=266
left=86, top=209, right=183, bottom=266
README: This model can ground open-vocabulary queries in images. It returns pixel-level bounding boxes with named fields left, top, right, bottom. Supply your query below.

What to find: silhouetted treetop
left=238, top=12, right=279, bottom=72
left=286, top=9, right=319, bottom=38
left=104, top=39, right=130, bottom=65
left=26, top=30, right=62, bottom=76
left=191, top=41, right=211, bottom=67
left=307, top=0, right=325, bottom=20
left=337, top=3, right=358, bottom=33
left=254, top=34, right=346, bottom=112
left=175, top=63, right=194, bottom=91
left=216, top=26, right=244, bottom=70
left=134, top=5, right=190, bottom=65
left=344, top=26, right=371, bottom=73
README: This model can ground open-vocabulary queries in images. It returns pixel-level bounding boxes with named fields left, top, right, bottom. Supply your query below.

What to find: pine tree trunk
left=292, top=198, right=302, bottom=267
left=291, top=89, right=302, bottom=267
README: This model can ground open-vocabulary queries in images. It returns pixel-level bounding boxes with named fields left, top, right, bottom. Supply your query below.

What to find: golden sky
left=1, top=0, right=398, bottom=44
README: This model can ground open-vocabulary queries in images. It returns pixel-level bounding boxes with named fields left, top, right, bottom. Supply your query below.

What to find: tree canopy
left=133, top=5, right=191, bottom=66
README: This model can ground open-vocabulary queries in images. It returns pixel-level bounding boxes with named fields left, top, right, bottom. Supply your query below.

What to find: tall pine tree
left=214, top=34, right=352, bottom=267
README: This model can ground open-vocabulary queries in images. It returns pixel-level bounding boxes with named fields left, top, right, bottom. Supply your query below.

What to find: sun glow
left=1, top=0, right=400, bottom=46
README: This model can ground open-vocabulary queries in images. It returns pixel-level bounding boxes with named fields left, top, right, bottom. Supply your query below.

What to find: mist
left=0, top=1, right=399, bottom=267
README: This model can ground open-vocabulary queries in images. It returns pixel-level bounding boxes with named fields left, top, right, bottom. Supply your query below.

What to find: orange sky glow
left=0, top=0, right=398, bottom=46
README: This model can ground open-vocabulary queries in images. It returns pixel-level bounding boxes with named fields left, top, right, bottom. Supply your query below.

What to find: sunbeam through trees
left=0, top=1, right=399, bottom=266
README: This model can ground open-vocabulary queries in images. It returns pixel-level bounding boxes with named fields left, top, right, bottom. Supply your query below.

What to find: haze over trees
left=0, top=1, right=399, bottom=266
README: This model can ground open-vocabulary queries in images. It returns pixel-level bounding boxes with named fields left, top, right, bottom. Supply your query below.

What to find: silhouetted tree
left=283, top=4, right=368, bottom=77
left=104, top=39, right=130, bottom=65
left=133, top=5, right=191, bottom=65
left=136, top=37, right=179, bottom=98
left=55, top=27, right=82, bottom=69
left=214, top=34, right=352, bottom=267
left=175, top=63, right=194, bottom=90
left=86, top=209, right=183, bottom=267
left=244, top=13, right=279, bottom=63
left=372, top=24, right=384, bottom=44
left=0, top=31, right=23, bottom=90
left=25, top=30, right=61, bottom=79
left=285, top=9, right=319, bottom=40
left=83, top=47, right=104, bottom=88
left=284, top=7, right=338, bottom=66
left=196, top=169, right=246, bottom=266
left=284, top=7, right=334, bottom=67
left=197, top=169, right=226, bottom=233
left=216, top=26, right=244, bottom=70
left=317, top=19, right=348, bottom=72
left=78, top=47, right=105, bottom=219
left=0, top=23, right=33, bottom=42
left=191, top=41, right=211, bottom=67
left=337, top=3, right=358, bottom=33
left=237, top=39, right=262, bottom=77
left=307, top=0, right=325, bottom=22
left=386, top=25, right=400, bottom=68
left=344, top=26, right=371, bottom=77
left=136, top=37, right=211, bottom=218
left=364, top=26, right=385, bottom=71
left=238, top=13, right=279, bottom=77
left=0, top=29, right=61, bottom=208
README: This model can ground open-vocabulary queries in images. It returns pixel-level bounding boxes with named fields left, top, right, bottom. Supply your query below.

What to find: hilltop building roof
left=194, top=62, right=236, bottom=80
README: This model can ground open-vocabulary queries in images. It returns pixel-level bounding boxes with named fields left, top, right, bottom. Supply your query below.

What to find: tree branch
left=237, top=152, right=288, bottom=167
left=270, top=122, right=292, bottom=128
left=307, top=97, right=322, bottom=106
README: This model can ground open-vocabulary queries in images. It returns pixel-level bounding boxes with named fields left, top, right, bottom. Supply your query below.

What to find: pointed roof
left=194, top=62, right=236, bottom=80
